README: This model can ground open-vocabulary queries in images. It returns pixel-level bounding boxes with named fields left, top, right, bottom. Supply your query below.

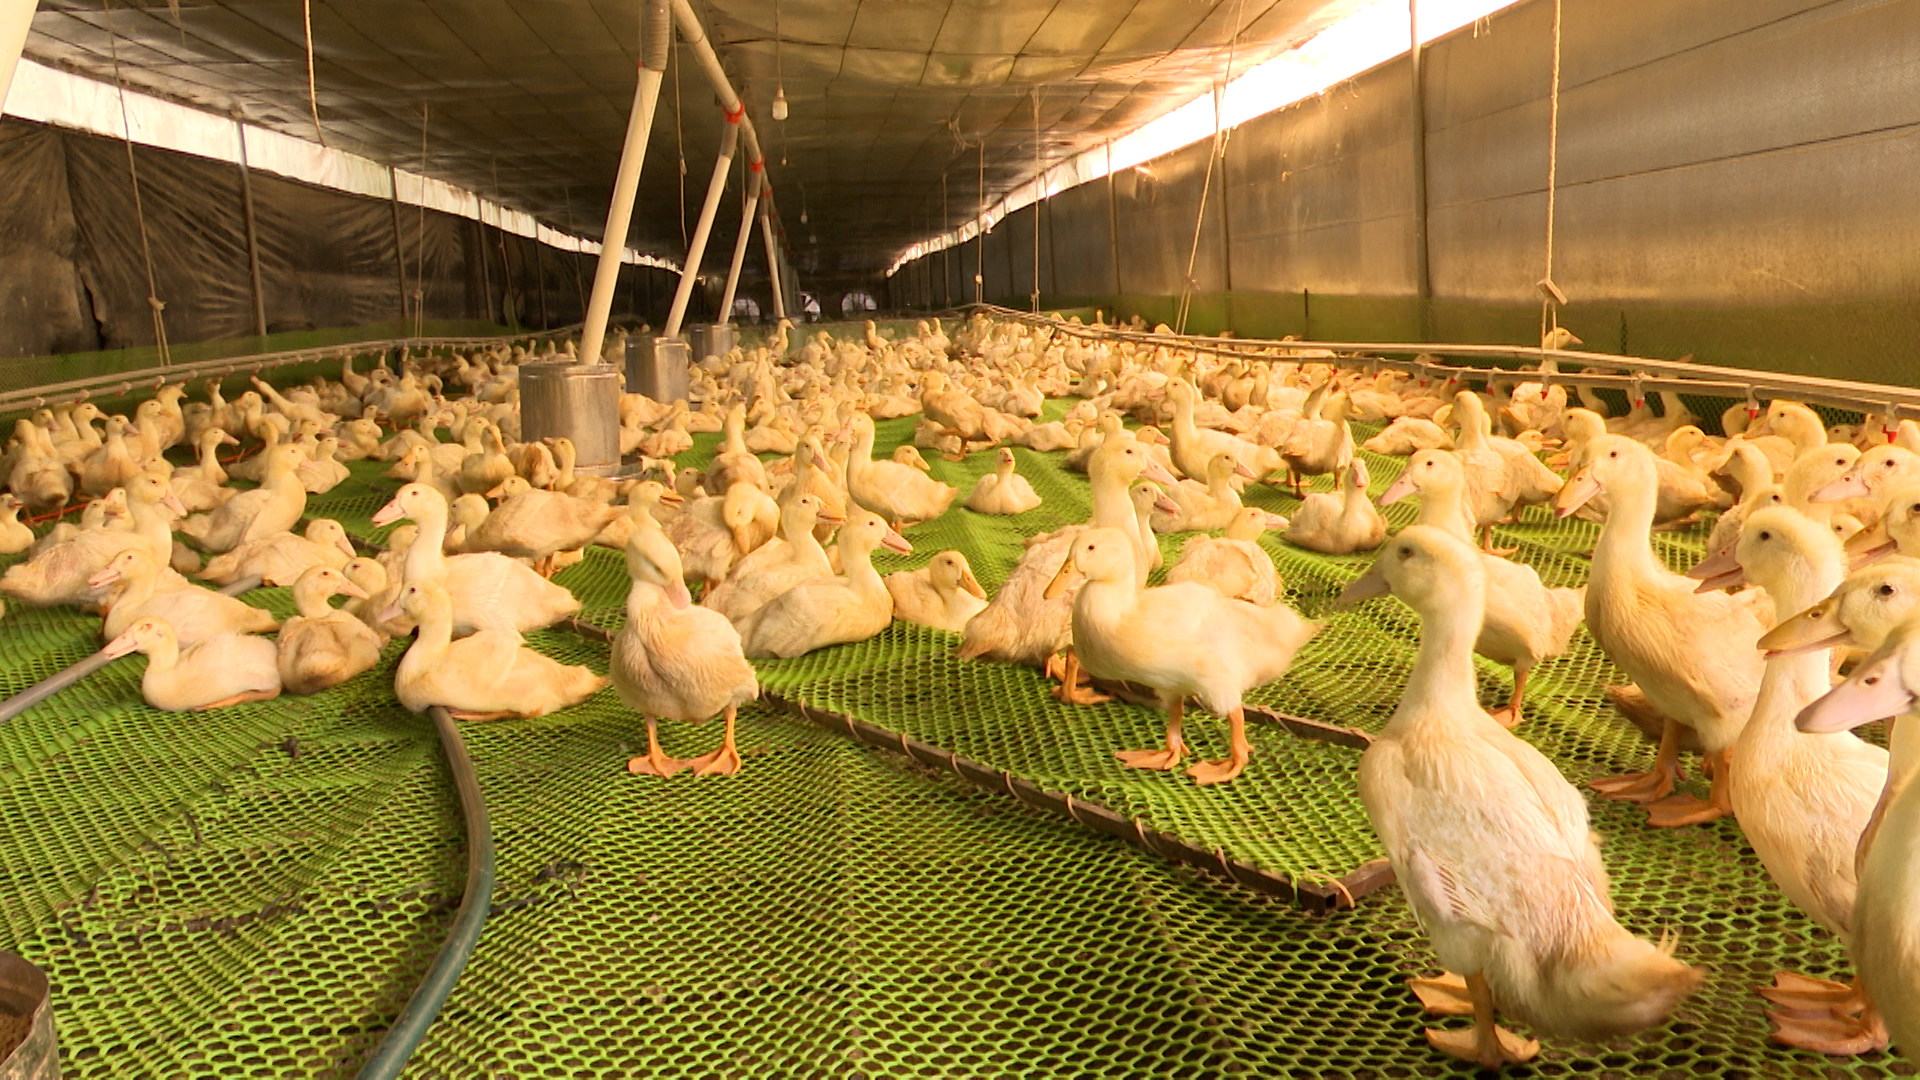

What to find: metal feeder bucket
left=626, top=335, right=691, bottom=405
left=516, top=361, right=622, bottom=477
left=686, top=322, right=738, bottom=365
left=0, top=952, right=58, bottom=1079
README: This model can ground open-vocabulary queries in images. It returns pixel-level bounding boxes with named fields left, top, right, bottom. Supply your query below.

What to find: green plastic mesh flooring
left=0, top=403, right=1910, bottom=1076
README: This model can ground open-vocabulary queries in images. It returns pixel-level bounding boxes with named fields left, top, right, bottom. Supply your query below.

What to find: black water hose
left=0, top=575, right=262, bottom=725
left=351, top=705, right=494, bottom=1080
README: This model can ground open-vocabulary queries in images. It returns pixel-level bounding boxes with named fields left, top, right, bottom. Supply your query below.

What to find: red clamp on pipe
left=748, top=158, right=764, bottom=173
left=723, top=102, right=745, bottom=124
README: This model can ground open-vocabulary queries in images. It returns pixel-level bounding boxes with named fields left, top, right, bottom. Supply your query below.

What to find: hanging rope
left=1175, top=0, right=1244, bottom=336
left=976, top=140, right=986, bottom=304
left=101, top=0, right=170, bottom=366
left=302, top=0, right=325, bottom=147
left=673, top=38, right=688, bottom=251
left=1031, top=90, right=1042, bottom=313
left=413, top=104, right=429, bottom=338
left=1539, top=0, right=1565, bottom=343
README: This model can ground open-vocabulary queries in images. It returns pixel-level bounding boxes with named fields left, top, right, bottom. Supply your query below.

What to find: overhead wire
left=99, top=0, right=170, bottom=366
left=1175, top=0, right=1245, bottom=337
left=1539, top=0, right=1565, bottom=341
left=302, top=0, right=325, bottom=146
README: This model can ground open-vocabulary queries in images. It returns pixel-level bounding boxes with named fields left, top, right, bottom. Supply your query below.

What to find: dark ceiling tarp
left=0, top=116, right=686, bottom=362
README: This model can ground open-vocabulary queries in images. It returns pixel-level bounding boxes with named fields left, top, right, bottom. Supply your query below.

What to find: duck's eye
left=1759, top=531, right=1772, bottom=541
left=1609, top=450, right=1619, bottom=458
left=1881, top=584, right=1897, bottom=596
left=1866, top=675, right=1881, bottom=686
left=1397, top=546, right=1413, bottom=560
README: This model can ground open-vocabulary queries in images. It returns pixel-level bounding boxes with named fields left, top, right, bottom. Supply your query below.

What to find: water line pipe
left=577, top=0, right=671, bottom=370
left=350, top=706, right=494, bottom=1080
left=663, top=115, right=740, bottom=338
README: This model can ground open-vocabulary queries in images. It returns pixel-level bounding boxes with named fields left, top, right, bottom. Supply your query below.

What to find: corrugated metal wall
left=891, top=0, right=1920, bottom=383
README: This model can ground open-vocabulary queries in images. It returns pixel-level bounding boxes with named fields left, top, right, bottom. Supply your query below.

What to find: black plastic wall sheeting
left=0, top=117, right=685, bottom=363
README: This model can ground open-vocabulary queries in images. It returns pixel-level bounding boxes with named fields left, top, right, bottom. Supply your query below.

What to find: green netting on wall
left=0, top=404, right=1909, bottom=1077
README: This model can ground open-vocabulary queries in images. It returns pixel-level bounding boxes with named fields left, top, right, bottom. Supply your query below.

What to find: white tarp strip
left=4, top=58, right=679, bottom=271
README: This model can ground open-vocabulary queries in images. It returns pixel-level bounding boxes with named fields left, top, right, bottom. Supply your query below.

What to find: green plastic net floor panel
left=0, top=408, right=1910, bottom=1076
left=543, top=414, right=1738, bottom=912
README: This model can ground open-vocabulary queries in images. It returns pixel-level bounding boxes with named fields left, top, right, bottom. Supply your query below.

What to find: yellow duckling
left=613, top=517, right=760, bottom=777
left=1338, top=526, right=1699, bottom=1070
left=737, top=510, right=912, bottom=659
left=886, top=550, right=988, bottom=633
left=276, top=565, right=384, bottom=695
left=386, top=579, right=607, bottom=720
left=965, top=448, right=1043, bottom=515
left=1047, top=527, right=1318, bottom=785
left=103, top=617, right=281, bottom=711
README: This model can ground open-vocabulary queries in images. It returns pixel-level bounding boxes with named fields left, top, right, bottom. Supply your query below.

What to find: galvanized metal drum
left=0, top=951, right=58, bottom=1079
left=516, top=361, right=622, bottom=477
left=686, top=322, right=738, bottom=365
left=626, top=335, right=691, bottom=404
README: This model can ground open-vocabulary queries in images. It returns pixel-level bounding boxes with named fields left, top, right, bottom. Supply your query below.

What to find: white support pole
left=760, top=204, right=787, bottom=322
left=578, top=0, right=670, bottom=369
left=0, top=0, right=34, bottom=116
left=663, top=115, right=739, bottom=338
left=717, top=168, right=761, bottom=324
left=670, top=0, right=794, bottom=323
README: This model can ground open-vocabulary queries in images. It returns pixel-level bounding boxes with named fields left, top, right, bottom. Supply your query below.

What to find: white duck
left=1284, top=455, right=1386, bottom=555
left=1718, top=507, right=1890, bottom=1054
left=386, top=579, right=606, bottom=719
left=197, top=518, right=357, bottom=587
left=371, top=483, right=581, bottom=635
left=965, top=448, right=1043, bottom=515
left=700, top=494, right=839, bottom=624
left=1793, top=618, right=1920, bottom=1056
left=276, top=565, right=384, bottom=695
left=1337, top=525, right=1699, bottom=1070
left=1381, top=449, right=1585, bottom=726
left=1152, top=451, right=1249, bottom=535
left=102, top=617, right=281, bottom=711
left=91, top=547, right=278, bottom=644
left=1557, top=435, right=1767, bottom=826
left=845, top=412, right=957, bottom=526
left=0, top=494, right=31, bottom=556
left=1166, top=506, right=1283, bottom=606
left=168, top=428, right=240, bottom=513
left=737, top=510, right=912, bottom=659
left=1048, top=527, right=1318, bottom=785
left=612, top=517, right=760, bottom=776
left=886, top=550, right=988, bottom=633
left=2, top=472, right=181, bottom=608
left=179, top=443, right=309, bottom=554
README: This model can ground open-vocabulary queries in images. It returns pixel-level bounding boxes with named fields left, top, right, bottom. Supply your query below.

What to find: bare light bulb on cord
left=772, top=87, right=789, bottom=121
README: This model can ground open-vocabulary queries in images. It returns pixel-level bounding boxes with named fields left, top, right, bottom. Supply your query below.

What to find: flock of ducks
left=4, top=312, right=1920, bottom=1069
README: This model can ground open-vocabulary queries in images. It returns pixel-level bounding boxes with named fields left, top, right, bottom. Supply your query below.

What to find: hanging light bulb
left=770, top=0, right=789, bottom=121
left=800, top=206, right=808, bottom=224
